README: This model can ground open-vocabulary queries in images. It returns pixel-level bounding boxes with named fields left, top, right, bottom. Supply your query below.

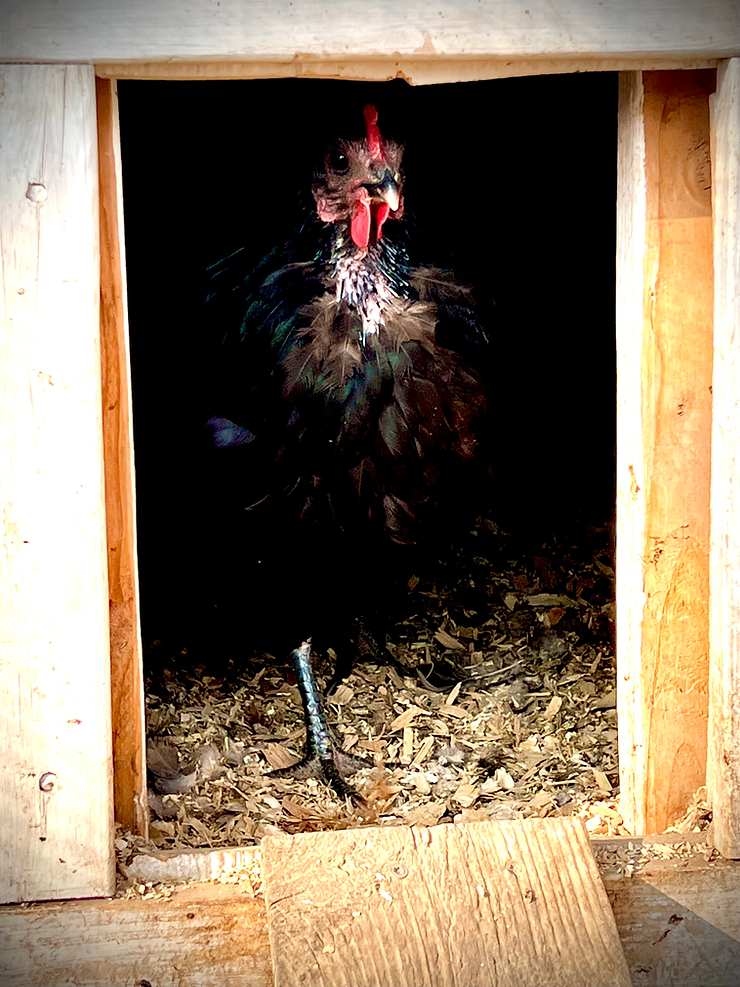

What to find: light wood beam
left=617, top=69, right=715, bottom=835
left=0, top=63, right=114, bottom=902
left=708, top=57, right=740, bottom=859
left=0, top=0, right=738, bottom=64
left=96, top=76, right=148, bottom=837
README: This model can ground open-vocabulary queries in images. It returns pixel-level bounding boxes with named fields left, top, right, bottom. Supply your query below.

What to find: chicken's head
left=312, top=105, right=404, bottom=250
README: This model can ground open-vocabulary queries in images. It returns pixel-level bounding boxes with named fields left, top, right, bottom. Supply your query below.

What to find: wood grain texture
left=128, top=845, right=261, bottom=884
left=640, top=69, right=715, bottom=832
left=604, top=857, right=740, bottom=987
left=2, top=839, right=738, bottom=986
left=708, top=57, right=740, bottom=860
left=93, top=56, right=721, bottom=83
left=261, top=819, right=631, bottom=987
left=617, top=70, right=715, bottom=835
left=0, top=883, right=272, bottom=987
left=616, top=71, right=649, bottom=837
left=0, top=0, right=738, bottom=63
left=0, top=64, right=114, bottom=903
left=96, top=76, right=148, bottom=838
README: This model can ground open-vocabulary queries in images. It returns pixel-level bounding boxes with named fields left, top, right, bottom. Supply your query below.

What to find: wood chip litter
left=130, top=518, right=711, bottom=860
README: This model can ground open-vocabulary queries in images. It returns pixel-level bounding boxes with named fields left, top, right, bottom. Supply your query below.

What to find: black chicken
left=200, top=104, right=491, bottom=792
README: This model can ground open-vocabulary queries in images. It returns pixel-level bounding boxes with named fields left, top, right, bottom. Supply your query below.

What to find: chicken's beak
left=352, top=170, right=402, bottom=248
left=366, top=171, right=401, bottom=213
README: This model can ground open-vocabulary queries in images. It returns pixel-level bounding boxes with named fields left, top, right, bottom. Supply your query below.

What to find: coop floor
left=136, top=515, right=708, bottom=853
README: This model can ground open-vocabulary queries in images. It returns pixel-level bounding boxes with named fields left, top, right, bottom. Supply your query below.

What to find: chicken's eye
left=328, top=149, right=349, bottom=174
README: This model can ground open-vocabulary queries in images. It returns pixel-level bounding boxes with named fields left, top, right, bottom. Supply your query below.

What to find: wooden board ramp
left=261, top=818, right=632, bottom=987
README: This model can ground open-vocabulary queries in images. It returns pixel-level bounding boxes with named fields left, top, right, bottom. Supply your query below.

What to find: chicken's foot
left=270, top=640, right=369, bottom=798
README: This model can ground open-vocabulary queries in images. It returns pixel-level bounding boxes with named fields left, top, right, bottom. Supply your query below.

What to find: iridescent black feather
left=199, top=107, right=492, bottom=789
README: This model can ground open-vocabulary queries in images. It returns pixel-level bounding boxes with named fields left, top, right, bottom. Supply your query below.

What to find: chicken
left=200, top=104, right=490, bottom=791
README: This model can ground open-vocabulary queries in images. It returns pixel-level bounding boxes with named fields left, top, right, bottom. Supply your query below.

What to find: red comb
left=364, top=104, right=383, bottom=160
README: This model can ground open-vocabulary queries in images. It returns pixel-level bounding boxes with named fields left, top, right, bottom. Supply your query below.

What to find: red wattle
left=351, top=201, right=371, bottom=248
left=375, top=202, right=391, bottom=240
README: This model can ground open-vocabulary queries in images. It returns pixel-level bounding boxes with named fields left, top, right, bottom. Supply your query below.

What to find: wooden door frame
left=96, top=58, right=740, bottom=857
left=0, top=47, right=737, bottom=909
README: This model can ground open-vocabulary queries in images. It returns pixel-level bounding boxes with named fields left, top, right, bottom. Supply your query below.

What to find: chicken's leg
left=271, top=640, right=368, bottom=797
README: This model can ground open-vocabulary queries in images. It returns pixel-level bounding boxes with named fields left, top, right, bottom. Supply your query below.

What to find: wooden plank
left=616, top=70, right=650, bottom=839
left=616, top=70, right=715, bottom=835
left=0, top=883, right=272, bottom=987
left=2, top=838, right=738, bottom=987
left=604, top=855, right=740, bottom=986
left=0, top=64, right=114, bottom=903
left=128, top=846, right=261, bottom=884
left=639, top=68, right=715, bottom=832
left=261, top=819, right=632, bottom=987
left=0, top=0, right=738, bottom=63
left=96, top=76, right=148, bottom=838
left=708, top=57, right=740, bottom=860
left=94, top=56, right=720, bottom=83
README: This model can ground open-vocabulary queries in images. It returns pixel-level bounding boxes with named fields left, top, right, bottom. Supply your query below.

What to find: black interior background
left=117, top=74, right=618, bottom=643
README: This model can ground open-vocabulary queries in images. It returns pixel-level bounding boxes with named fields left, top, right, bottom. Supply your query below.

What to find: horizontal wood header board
left=1, top=0, right=738, bottom=64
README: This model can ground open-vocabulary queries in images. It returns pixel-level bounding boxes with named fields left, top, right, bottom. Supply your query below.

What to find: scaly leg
left=271, top=640, right=368, bottom=797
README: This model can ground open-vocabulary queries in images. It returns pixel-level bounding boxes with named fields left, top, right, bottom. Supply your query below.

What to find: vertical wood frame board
left=96, top=77, right=147, bottom=838
left=616, top=70, right=649, bottom=837
left=616, top=69, right=715, bottom=835
left=0, top=64, right=115, bottom=902
left=708, top=57, right=740, bottom=859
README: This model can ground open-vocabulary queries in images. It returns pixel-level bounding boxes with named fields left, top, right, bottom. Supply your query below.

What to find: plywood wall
left=0, top=64, right=114, bottom=902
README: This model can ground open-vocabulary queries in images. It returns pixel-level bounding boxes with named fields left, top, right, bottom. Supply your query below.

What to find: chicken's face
left=312, top=105, right=404, bottom=251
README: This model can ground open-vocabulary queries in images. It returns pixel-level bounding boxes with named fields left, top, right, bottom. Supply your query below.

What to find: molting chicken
left=201, top=104, right=491, bottom=792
